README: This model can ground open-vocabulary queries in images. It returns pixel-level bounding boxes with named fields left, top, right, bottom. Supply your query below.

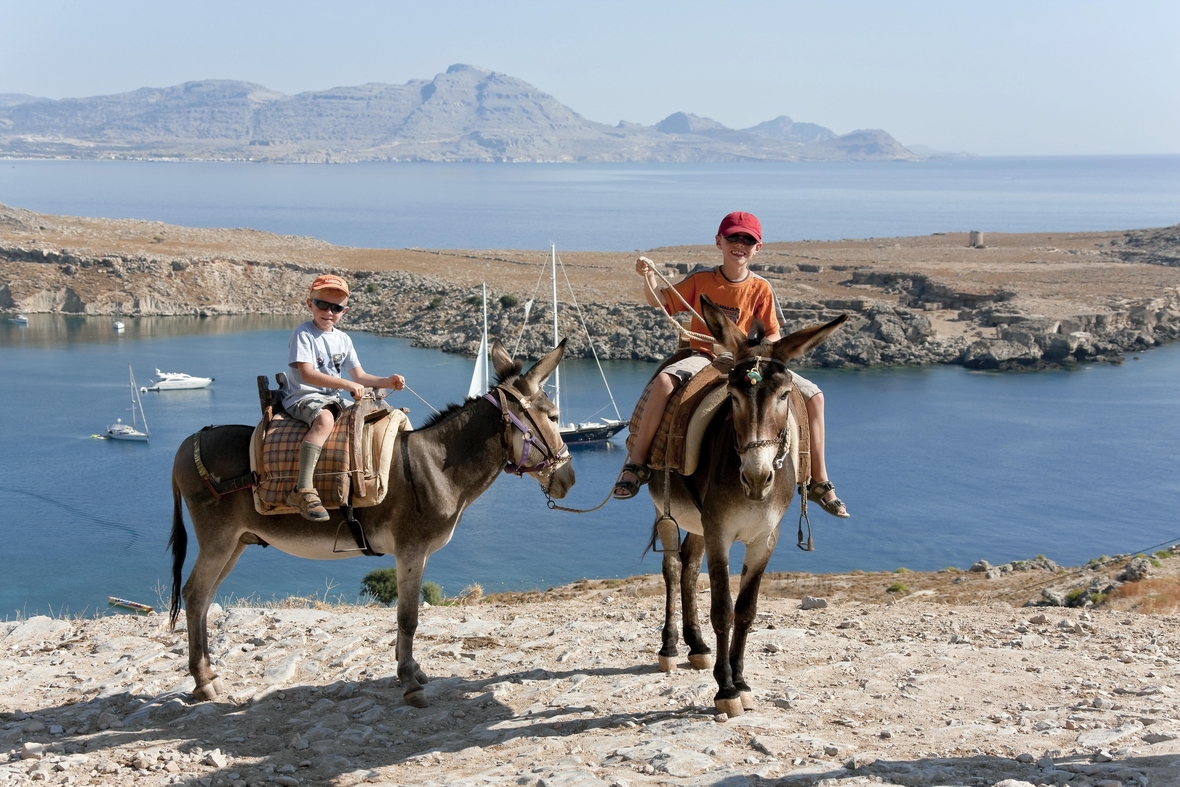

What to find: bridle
left=730, top=355, right=793, bottom=471
left=483, top=384, right=570, bottom=480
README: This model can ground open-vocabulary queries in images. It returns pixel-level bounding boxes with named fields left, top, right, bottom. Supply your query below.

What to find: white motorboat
left=141, top=369, right=214, bottom=392
left=113, top=320, right=125, bottom=332
left=107, top=366, right=150, bottom=441
left=9, top=314, right=28, bottom=325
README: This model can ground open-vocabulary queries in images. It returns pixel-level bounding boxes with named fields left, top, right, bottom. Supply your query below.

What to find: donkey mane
left=417, top=366, right=524, bottom=430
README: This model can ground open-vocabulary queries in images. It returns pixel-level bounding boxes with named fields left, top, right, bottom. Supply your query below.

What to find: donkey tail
left=168, top=472, right=188, bottom=629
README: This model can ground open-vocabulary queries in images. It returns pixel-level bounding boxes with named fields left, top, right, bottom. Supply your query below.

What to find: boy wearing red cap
left=283, top=274, right=406, bottom=521
left=613, top=212, right=849, bottom=518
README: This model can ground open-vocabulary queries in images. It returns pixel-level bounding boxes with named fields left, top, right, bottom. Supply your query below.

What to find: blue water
left=1, top=157, right=1178, bottom=251
left=2, top=316, right=1178, bottom=617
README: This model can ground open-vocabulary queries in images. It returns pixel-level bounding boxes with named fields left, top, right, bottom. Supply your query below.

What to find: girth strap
left=788, top=385, right=814, bottom=551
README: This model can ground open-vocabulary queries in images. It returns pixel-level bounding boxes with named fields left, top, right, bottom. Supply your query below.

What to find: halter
left=730, top=356, right=793, bottom=471
left=483, top=385, right=570, bottom=477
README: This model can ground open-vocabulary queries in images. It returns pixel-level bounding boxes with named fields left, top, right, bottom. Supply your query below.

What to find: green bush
left=365, top=283, right=377, bottom=294
left=894, top=567, right=912, bottom=574
left=360, top=567, right=398, bottom=606
left=427, top=296, right=444, bottom=310
left=1154, top=550, right=1171, bottom=560
left=421, top=581, right=444, bottom=606
left=465, top=294, right=482, bottom=306
left=886, top=582, right=908, bottom=594
left=499, top=294, right=519, bottom=309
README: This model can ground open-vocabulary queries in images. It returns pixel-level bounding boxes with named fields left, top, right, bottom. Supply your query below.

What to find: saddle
left=250, top=376, right=410, bottom=516
left=625, top=351, right=729, bottom=476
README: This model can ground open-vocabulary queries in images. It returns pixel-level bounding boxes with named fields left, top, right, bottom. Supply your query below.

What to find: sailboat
left=471, top=245, right=626, bottom=444
left=107, top=365, right=150, bottom=441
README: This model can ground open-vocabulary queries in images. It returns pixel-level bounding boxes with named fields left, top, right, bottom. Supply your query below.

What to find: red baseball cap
left=717, top=211, right=762, bottom=243
left=309, top=274, right=350, bottom=297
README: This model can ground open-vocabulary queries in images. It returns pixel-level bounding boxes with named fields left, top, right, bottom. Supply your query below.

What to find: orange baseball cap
left=309, top=274, right=350, bottom=297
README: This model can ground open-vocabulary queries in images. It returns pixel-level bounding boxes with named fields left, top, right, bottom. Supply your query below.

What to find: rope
left=637, top=256, right=716, bottom=345
left=556, top=251, right=623, bottom=421
left=511, top=255, right=550, bottom=357
left=545, top=459, right=628, bottom=513
left=402, top=384, right=441, bottom=415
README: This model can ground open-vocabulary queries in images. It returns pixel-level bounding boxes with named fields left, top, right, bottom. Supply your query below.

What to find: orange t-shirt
left=664, top=267, right=781, bottom=354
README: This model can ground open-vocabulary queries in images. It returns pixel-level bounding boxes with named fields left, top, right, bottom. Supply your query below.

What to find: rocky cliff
left=4, top=203, right=1179, bottom=370
left=0, top=65, right=919, bottom=163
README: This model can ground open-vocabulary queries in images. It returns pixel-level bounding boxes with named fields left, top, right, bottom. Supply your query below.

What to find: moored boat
left=107, top=366, right=150, bottom=441
left=9, top=314, right=28, bottom=325
left=141, top=369, right=214, bottom=392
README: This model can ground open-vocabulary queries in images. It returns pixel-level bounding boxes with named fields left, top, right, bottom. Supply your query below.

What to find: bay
left=1, top=157, right=1178, bottom=252
left=2, top=315, right=1178, bottom=617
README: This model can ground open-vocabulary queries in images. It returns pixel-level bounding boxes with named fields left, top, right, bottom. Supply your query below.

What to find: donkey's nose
left=740, top=467, right=774, bottom=500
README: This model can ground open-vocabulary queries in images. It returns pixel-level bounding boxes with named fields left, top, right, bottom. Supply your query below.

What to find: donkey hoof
left=192, top=682, right=219, bottom=702
left=688, top=653, right=713, bottom=670
left=657, top=655, right=678, bottom=672
left=403, top=690, right=429, bottom=709
left=714, top=697, right=744, bottom=718
left=740, top=691, right=755, bottom=710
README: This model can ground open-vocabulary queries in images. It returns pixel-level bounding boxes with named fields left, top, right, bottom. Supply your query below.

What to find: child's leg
left=289, top=409, right=335, bottom=521
left=805, top=392, right=849, bottom=517
left=613, top=372, right=676, bottom=499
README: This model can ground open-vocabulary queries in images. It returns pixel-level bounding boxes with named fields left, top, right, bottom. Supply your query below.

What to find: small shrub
left=894, top=567, right=912, bottom=574
left=1064, top=587, right=1090, bottom=607
left=365, top=283, right=377, bottom=294
left=939, top=566, right=961, bottom=573
left=360, top=567, right=398, bottom=606
left=458, top=583, right=484, bottom=605
left=886, top=582, right=908, bottom=594
left=499, top=294, right=519, bottom=309
left=427, top=296, right=444, bottom=310
left=465, top=294, right=482, bottom=306
left=1153, top=550, right=1171, bottom=560
left=421, top=581, right=444, bottom=606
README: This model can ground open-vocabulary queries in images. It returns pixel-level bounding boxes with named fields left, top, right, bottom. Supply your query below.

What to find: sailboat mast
left=550, top=243, right=560, bottom=413
left=481, top=282, right=489, bottom=392
left=128, top=365, right=138, bottom=430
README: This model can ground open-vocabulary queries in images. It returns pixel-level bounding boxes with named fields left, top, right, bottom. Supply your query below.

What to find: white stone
left=5, top=617, right=70, bottom=643
left=800, top=596, right=828, bottom=610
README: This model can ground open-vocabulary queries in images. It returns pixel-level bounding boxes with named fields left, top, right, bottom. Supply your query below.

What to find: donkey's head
left=701, top=295, right=847, bottom=500
left=488, top=339, right=576, bottom=499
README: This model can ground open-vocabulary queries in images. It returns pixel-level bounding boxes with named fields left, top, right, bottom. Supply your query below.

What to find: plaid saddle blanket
left=625, top=360, right=727, bottom=475
left=250, top=399, right=409, bottom=516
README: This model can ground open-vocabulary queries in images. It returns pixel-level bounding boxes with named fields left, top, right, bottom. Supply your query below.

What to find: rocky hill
left=2, top=203, right=1179, bottom=370
left=0, top=65, right=920, bottom=163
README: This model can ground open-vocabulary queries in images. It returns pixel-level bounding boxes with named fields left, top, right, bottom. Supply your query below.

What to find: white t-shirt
left=283, top=321, right=361, bottom=409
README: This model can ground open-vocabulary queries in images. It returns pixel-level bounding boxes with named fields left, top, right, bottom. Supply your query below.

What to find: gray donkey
left=651, top=296, right=846, bottom=717
left=169, top=341, right=574, bottom=708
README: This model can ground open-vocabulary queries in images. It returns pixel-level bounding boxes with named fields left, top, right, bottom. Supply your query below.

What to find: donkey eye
left=549, top=414, right=559, bottom=423
left=779, top=391, right=790, bottom=401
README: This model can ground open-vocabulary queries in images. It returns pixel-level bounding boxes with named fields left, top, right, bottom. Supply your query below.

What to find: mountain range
left=0, top=64, right=922, bottom=163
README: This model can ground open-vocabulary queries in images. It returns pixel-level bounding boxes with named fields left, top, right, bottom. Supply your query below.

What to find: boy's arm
left=294, top=362, right=365, bottom=399
left=348, top=365, right=406, bottom=392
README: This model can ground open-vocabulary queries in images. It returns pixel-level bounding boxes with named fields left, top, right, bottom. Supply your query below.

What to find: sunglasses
left=724, top=233, right=759, bottom=246
left=311, top=299, right=347, bottom=314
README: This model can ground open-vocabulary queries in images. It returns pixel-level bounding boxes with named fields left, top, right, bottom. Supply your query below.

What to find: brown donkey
left=169, top=341, right=574, bottom=708
left=650, top=296, right=846, bottom=717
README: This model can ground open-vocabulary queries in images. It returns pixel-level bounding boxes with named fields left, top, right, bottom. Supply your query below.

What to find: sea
left=1, top=157, right=1179, bottom=617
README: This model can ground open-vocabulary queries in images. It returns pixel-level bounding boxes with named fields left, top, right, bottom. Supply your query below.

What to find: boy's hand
left=635, top=257, right=655, bottom=275
left=345, top=381, right=366, bottom=400
left=385, top=374, right=405, bottom=391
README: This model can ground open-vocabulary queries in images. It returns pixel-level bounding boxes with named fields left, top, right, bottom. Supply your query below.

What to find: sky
left=1, top=0, right=1177, bottom=156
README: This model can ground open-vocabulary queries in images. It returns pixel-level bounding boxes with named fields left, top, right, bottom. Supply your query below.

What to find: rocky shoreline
left=3, top=204, right=1180, bottom=370
left=3, top=550, right=1180, bottom=787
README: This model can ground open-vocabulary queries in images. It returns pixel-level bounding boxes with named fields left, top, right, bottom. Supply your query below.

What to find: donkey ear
left=519, top=338, right=567, bottom=395
left=772, top=314, right=848, bottom=363
left=490, top=340, right=516, bottom=381
left=700, top=294, right=744, bottom=355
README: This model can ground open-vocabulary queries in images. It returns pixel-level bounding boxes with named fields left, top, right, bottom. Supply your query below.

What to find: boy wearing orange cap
left=283, top=274, right=405, bottom=521
left=614, top=212, right=849, bottom=518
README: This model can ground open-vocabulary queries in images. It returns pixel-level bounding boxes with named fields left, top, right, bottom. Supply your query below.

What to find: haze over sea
left=1, top=157, right=1179, bottom=617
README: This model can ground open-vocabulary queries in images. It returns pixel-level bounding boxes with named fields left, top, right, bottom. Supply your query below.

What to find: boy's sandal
left=807, top=480, right=850, bottom=519
left=612, top=463, right=652, bottom=500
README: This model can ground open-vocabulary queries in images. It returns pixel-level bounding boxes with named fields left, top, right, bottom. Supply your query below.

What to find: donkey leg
left=658, top=535, right=683, bottom=672
left=679, top=533, right=713, bottom=669
left=184, top=538, right=246, bottom=701
left=731, top=527, right=777, bottom=710
left=704, top=542, right=742, bottom=717
left=394, top=551, right=430, bottom=708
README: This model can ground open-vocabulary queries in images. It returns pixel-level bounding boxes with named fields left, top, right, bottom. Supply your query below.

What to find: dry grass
left=1107, top=578, right=1180, bottom=614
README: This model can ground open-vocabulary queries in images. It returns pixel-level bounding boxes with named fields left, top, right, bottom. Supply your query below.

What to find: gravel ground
left=4, top=556, right=1180, bottom=787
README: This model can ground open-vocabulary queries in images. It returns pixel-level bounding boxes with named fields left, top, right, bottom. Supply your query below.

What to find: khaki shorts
left=286, top=393, right=347, bottom=426
left=662, top=353, right=822, bottom=399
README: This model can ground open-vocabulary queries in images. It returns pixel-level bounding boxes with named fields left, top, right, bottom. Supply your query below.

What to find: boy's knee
left=651, top=372, right=678, bottom=398
left=314, top=409, right=335, bottom=428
